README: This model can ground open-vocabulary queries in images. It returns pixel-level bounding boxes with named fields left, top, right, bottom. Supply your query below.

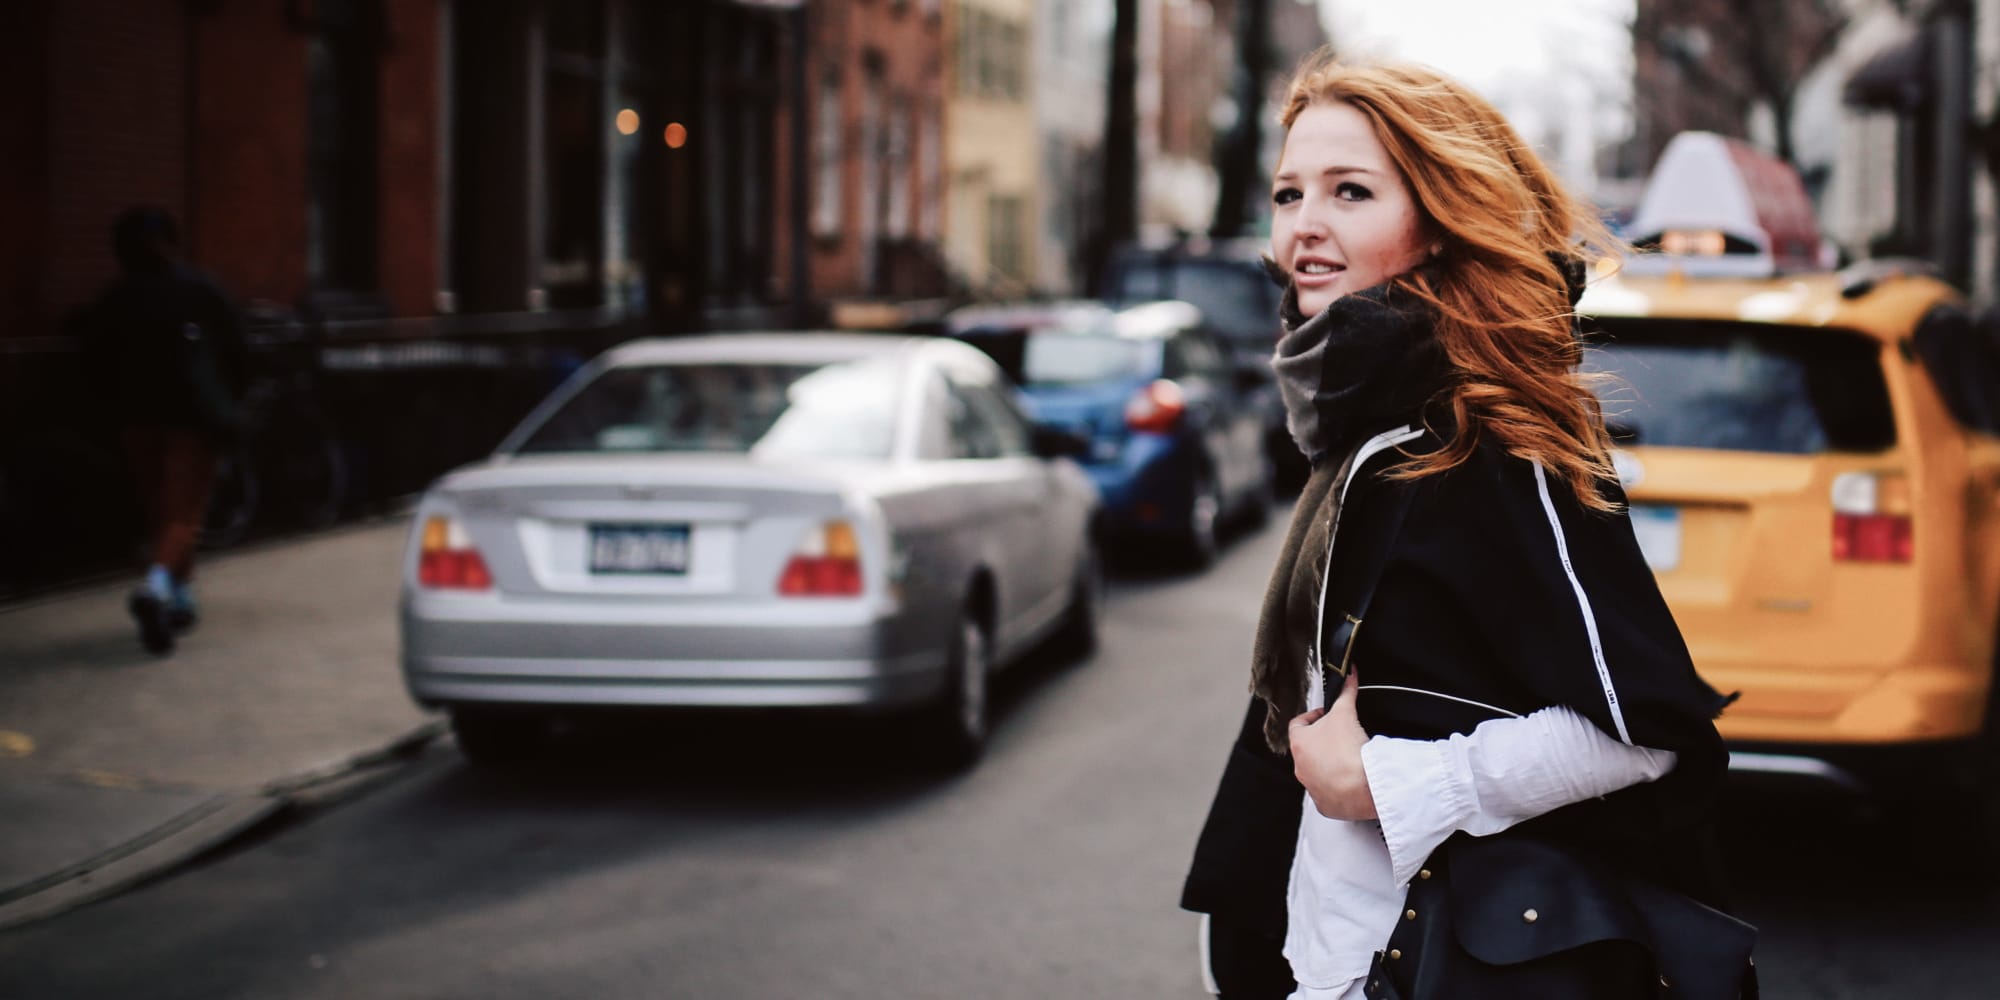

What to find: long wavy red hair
left=1278, top=54, right=1622, bottom=511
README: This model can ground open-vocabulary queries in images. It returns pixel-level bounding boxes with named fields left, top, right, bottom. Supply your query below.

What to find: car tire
left=450, top=706, right=545, bottom=767
left=1240, top=455, right=1276, bottom=530
left=1180, top=471, right=1222, bottom=570
left=926, top=605, right=991, bottom=770
left=1051, top=535, right=1105, bottom=660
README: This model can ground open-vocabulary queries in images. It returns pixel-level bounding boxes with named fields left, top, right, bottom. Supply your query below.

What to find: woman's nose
left=1295, top=213, right=1328, bottom=242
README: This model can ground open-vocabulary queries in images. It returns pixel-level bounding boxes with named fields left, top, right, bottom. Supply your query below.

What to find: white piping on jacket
left=1308, top=424, right=1426, bottom=709
left=1356, top=684, right=1522, bottom=720
left=1531, top=460, right=1633, bottom=744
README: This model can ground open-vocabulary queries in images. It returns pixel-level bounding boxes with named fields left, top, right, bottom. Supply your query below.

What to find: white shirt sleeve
left=1359, top=705, right=1678, bottom=886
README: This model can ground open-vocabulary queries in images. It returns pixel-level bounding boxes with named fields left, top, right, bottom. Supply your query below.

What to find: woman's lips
left=1294, top=262, right=1344, bottom=288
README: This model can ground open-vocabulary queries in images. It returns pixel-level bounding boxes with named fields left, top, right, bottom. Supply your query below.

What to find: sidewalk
left=0, top=515, right=444, bottom=930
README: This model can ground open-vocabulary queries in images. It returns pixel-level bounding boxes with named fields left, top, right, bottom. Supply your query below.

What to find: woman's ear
left=1259, top=252, right=1289, bottom=289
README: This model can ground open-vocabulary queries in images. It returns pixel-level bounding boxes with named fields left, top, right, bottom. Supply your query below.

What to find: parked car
left=1581, top=131, right=2000, bottom=850
left=947, top=299, right=1271, bottom=567
left=1100, top=236, right=1305, bottom=490
left=399, top=333, right=1104, bottom=768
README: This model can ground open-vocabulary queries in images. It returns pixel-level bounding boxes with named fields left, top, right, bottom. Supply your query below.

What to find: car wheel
left=450, top=706, right=545, bottom=766
left=927, top=605, right=991, bottom=769
left=1181, top=472, right=1222, bottom=570
left=1240, top=455, right=1276, bottom=530
left=1052, top=535, right=1105, bottom=659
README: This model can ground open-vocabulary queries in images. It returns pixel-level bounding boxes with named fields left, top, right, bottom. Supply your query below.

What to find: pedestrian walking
left=1180, top=55, right=1754, bottom=999
left=80, top=207, right=247, bottom=655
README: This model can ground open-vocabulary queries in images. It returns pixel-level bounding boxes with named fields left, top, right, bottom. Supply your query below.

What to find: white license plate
left=589, top=524, right=691, bottom=575
left=1629, top=505, right=1682, bottom=572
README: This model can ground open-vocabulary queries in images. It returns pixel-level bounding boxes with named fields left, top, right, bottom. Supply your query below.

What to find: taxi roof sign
left=1623, top=132, right=1827, bottom=278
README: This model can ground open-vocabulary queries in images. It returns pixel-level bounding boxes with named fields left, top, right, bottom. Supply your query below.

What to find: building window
left=988, top=193, right=1024, bottom=280
left=918, top=102, right=941, bottom=239
left=956, top=7, right=1025, bottom=100
left=813, top=71, right=843, bottom=237
left=541, top=0, right=605, bottom=307
left=305, top=0, right=381, bottom=292
left=885, top=95, right=911, bottom=239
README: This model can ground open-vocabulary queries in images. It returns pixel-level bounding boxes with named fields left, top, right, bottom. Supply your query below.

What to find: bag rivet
left=1405, top=909, right=1417, bottom=920
left=1418, top=869, right=1432, bottom=880
left=1521, top=908, right=1538, bottom=924
left=1389, top=949, right=1402, bottom=961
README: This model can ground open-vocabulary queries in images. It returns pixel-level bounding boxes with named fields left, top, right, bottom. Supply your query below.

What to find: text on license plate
left=1628, top=505, right=1682, bottom=573
left=589, top=523, right=690, bottom=574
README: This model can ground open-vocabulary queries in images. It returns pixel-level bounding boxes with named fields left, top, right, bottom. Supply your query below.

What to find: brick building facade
left=0, top=0, right=954, bottom=595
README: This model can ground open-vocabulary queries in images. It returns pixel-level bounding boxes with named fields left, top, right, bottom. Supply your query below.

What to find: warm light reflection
left=615, top=108, right=640, bottom=135
left=665, top=122, right=688, bottom=149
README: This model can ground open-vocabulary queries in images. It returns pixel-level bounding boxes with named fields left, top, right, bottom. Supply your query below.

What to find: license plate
left=1629, top=505, right=1682, bottom=573
left=589, top=524, right=690, bottom=575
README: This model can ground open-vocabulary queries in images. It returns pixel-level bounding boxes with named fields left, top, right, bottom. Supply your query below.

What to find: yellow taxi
left=1577, top=133, right=2000, bottom=828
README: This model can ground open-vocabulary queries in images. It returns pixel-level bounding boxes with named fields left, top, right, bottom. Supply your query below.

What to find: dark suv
left=1101, top=236, right=1306, bottom=490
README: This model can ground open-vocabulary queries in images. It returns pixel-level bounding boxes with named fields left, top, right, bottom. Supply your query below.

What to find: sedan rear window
left=1107, top=257, right=1275, bottom=346
left=953, top=328, right=1155, bottom=386
left=1020, top=333, right=1156, bottom=385
left=1583, top=319, right=1895, bottom=454
left=512, top=359, right=903, bottom=459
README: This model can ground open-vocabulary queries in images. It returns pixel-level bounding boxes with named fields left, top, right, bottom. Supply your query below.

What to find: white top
left=1281, top=704, right=1677, bottom=997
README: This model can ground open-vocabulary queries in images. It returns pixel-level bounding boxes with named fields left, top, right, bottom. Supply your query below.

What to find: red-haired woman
left=1180, top=55, right=1749, bottom=1000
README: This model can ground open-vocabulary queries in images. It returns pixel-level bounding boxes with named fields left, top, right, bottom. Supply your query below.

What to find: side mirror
left=1031, top=424, right=1092, bottom=460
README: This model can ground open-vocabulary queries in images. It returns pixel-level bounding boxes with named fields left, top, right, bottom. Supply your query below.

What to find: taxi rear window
left=1583, top=319, right=1895, bottom=454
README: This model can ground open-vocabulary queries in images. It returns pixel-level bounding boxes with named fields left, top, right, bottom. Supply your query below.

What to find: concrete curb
left=0, top=718, right=448, bottom=932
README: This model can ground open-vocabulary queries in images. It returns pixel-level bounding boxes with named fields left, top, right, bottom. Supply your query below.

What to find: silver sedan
left=399, top=332, right=1104, bottom=767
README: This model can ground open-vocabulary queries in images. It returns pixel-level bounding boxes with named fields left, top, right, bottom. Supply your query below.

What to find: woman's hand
left=1288, top=669, right=1378, bottom=821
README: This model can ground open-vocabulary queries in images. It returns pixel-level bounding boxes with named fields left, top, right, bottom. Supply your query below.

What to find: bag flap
left=1446, top=836, right=1756, bottom=1000
left=1447, top=836, right=1648, bottom=964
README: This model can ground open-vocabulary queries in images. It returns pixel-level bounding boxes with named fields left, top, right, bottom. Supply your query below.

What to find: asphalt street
left=1, top=514, right=1997, bottom=998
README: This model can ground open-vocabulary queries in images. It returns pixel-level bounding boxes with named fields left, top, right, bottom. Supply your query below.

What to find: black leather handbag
left=1360, top=832, right=1758, bottom=1000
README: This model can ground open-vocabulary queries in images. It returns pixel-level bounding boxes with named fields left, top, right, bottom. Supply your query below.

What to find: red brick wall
left=378, top=0, right=445, bottom=317
left=807, top=0, right=944, bottom=299
left=41, top=0, right=190, bottom=327
left=190, top=4, right=309, bottom=306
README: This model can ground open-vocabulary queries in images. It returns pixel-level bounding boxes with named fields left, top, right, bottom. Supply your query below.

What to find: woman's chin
left=1297, top=288, right=1338, bottom=316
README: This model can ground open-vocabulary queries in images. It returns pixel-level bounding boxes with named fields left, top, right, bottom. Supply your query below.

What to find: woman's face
left=1271, top=101, right=1430, bottom=319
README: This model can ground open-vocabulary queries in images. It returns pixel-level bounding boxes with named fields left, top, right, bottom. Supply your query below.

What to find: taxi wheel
left=1181, top=472, right=1222, bottom=570
left=926, top=606, right=990, bottom=770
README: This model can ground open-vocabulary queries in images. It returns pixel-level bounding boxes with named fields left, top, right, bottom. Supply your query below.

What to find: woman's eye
left=1335, top=182, right=1372, bottom=202
left=1272, top=187, right=1301, bottom=206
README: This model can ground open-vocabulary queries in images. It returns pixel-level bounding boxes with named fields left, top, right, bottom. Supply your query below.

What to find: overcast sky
left=1317, top=0, right=1639, bottom=188
left=1318, top=0, right=1634, bottom=93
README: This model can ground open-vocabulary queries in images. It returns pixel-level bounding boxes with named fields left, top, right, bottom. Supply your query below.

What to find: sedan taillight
left=778, top=520, right=864, bottom=596
left=1830, top=472, right=1913, bottom=563
left=1125, top=379, right=1186, bottom=433
left=418, top=515, right=494, bottom=590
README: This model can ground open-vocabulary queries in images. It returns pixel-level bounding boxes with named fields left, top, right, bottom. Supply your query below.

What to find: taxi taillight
left=418, top=515, right=493, bottom=590
left=1831, top=472, right=1913, bottom=563
left=1126, top=379, right=1187, bottom=433
left=778, top=519, right=863, bottom=596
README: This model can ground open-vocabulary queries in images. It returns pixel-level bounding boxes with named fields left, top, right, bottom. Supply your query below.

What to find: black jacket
left=1182, top=423, right=1734, bottom=939
left=80, top=262, right=248, bottom=438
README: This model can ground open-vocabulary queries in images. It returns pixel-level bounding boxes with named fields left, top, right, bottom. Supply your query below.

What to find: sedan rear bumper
left=401, top=595, right=948, bottom=710
left=405, top=652, right=945, bottom=709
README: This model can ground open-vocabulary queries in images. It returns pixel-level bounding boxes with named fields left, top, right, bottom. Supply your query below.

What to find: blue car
left=947, top=300, right=1272, bottom=567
